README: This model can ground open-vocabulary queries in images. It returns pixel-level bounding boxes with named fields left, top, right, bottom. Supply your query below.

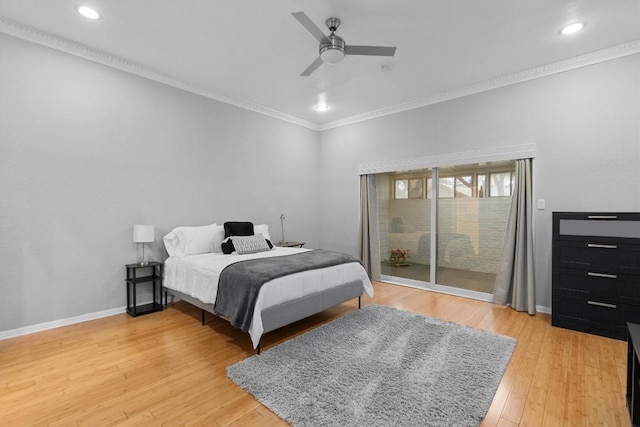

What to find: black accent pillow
left=224, top=221, right=254, bottom=238
left=221, top=237, right=235, bottom=254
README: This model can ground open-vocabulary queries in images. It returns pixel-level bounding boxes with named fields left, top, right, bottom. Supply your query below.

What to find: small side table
left=276, top=241, right=305, bottom=248
left=125, top=262, right=164, bottom=317
left=627, top=323, right=640, bottom=426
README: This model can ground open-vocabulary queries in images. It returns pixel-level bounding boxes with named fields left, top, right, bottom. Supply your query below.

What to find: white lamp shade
left=133, top=225, right=154, bottom=243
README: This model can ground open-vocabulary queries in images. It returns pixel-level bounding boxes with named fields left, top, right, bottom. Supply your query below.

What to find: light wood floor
left=0, top=282, right=629, bottom=426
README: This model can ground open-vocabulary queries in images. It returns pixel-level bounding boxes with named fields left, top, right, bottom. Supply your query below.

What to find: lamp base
left=137, top=261, right=150, bottom=266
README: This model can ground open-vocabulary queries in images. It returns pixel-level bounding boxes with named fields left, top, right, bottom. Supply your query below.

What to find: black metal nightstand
left=125, top=261, right=164, bottom=317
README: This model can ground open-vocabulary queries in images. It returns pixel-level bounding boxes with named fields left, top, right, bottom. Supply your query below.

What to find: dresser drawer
left=553, top=268, right=640, bottom=304
left=554, top=213, right=640, bottom=240
left=553, top=240, right=640, bottom=274
left=552, top=295, right=640, bottom=340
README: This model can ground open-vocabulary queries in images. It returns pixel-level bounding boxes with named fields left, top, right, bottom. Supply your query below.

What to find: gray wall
left=318, top=54, right=640, bottom=308
left=1, top=31, right=638, bottom=332
left=0, top=34, right=320, bottom=331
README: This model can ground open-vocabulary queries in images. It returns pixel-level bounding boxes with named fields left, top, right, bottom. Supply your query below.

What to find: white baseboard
left=0, top=293, right=552, bottom=342
left=0, top=306, right=127, bottom=341
left=536, top=305, right=552, bottom=314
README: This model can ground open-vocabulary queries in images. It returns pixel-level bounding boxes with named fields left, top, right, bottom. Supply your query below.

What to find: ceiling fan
left=292, top=11, right=397, bottom=76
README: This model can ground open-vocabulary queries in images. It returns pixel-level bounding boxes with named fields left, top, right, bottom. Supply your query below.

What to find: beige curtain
left=357, top=174, right=381, bottom=281
left=493, top=159, right=536, bottom=314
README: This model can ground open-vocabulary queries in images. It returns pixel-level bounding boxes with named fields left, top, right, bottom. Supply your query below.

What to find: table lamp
left=279, top=214, right=286, bottom=244
left=133, top=225, right=154, bottom=266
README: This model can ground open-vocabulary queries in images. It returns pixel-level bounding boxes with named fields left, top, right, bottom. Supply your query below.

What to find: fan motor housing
left=320, top=34, right=346, bottom=64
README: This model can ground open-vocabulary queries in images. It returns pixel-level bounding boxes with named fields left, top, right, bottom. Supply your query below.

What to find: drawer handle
left=587, top=215, right=617, bottom=219
left=587, top=301, right=617, bottom=309
left=587, top=272, right=617, bottom=279
left=587, top=243, right=618, bottom=249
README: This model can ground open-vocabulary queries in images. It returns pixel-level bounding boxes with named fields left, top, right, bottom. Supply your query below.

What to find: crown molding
left=1, top=16, right=637, bottom=133
left=0, top=16, right=320, bottom=131
left=320, top=39, right=640, bottom=131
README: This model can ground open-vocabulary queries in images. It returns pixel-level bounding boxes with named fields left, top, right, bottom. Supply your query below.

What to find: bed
left=162, top=222, right=374, bottom=352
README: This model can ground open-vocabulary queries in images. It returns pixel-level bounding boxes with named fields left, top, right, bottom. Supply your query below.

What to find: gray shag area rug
left=227, top=304, right=516, bottom=427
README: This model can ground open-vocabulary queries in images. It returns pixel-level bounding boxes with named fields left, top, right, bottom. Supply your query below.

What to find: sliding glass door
left=377, top=161, right=515, bottom=297
left=435, top=162, right=514, bottom=294
left=378, top=169, right=432, bottom=288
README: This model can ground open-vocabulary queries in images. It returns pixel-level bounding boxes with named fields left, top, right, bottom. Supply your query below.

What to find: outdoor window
left=438, top=175, right=473, bottom=198
left=438, top=177, right=455, bottom=198
left=409, top=178, right=423, bottom=198
left=394, top=179, right=424, bottom=199
left=395, top=179, right=408, bottom=199
left=455, top=175, right=473, bottom=198
left=489, top=172, right=514, bottom=197
left=395, top=170, right=514, bottom=199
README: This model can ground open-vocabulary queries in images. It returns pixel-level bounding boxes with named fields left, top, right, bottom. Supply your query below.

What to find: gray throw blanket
left=214, top=249, right=362, bottom=332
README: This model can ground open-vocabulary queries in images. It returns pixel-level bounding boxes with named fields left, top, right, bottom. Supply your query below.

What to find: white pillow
left=207, top=224, right=226, bottom=253
left=254, top=224, right=272, bottom=242
left=163, top=223, right=224, bottom=257
left=163, top=231, right=182, bottom=257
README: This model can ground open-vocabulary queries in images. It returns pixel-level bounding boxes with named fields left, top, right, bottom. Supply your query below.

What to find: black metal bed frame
left=165, top=280, right=365, bottom=354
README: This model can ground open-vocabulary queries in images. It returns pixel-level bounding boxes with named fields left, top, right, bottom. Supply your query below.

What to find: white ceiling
left=1, top=0, right=638, bottom=130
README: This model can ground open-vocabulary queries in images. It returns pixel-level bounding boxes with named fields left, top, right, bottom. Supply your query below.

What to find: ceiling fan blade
left=292, top=12, right=329, bottom=43
left=345, top=45, right=397, bottom=56
left=300, top=57, right=324, bottom=76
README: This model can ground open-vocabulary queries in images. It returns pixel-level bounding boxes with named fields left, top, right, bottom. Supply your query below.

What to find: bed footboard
left=260, top=280, right=363, bottom=333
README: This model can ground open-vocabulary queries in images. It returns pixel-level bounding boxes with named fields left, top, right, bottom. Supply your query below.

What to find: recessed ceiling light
left=560, top=22, right=585, bottom=35
left=314, top=104, right=330, bottom=112
left=76, top=5, right=101, bottom=20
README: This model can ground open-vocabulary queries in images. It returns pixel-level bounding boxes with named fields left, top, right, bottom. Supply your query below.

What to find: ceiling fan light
left=320, top=48, right=345, bottom=64
left=320, top=33, right=346, bottom=64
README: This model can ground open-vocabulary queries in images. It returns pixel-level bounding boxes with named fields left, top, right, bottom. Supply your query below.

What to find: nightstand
left=125, top=261, right=164, bottom=317
left=276, top=241, right=305, bottom=248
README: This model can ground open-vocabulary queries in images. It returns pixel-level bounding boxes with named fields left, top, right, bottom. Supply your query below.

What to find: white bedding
left=163, top=247, right=374, bottom=347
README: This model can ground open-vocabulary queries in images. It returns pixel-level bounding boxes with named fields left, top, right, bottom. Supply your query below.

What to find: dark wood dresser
left=552, top=212, right=640, bottom=340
